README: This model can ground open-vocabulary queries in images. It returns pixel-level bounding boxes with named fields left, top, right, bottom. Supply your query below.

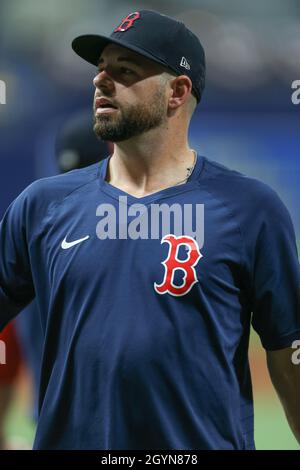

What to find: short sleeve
left=249, top=189, right=300, bottom=350
left=0, top=189, right=35, bottom=330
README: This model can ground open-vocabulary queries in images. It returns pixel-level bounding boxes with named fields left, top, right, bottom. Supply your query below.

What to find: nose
left=93, top=68, right=114, bottom=91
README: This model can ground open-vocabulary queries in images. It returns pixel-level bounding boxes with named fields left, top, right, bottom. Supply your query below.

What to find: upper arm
left=248, top=187, right=300, bottom=350
left=0, top=189, right=35, bottom=330
left=266, top=346, right=300, bottom=443
left=266, top=346, right=300, bottom=409
left=267, top=347, right=299, bottom=386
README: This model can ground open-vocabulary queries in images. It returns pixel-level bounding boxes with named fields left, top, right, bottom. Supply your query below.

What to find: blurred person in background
left=0, top=322, right=22, bottom=449
left=0, top=9, right=299, bottom=450
left=55, top=110, right=113, bottom=173
left=0, top=110, right=111, bottom=449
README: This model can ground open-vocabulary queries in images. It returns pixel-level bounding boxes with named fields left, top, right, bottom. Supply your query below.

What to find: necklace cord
left=175, top=150, right=197, bottom=186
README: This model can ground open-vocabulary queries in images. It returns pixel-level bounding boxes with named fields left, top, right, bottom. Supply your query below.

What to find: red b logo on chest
left=154, top=235, right=202, bottom=297
left=114, top=12, right=140, bottom=32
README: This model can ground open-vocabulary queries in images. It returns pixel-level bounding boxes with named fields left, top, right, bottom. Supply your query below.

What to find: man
left=0, top=10, right=299, bottom=450
left=0, top=111, right=111, bottom=449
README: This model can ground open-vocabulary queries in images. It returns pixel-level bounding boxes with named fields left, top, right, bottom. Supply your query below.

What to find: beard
left=93, top=86, right=167, bottom=142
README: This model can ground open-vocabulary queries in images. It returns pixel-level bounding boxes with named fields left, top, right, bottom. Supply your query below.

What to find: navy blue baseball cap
left=72, top=10, right=205, bottom=102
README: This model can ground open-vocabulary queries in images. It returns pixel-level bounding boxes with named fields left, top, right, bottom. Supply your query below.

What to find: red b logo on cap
left=114, top=12, right=140, bottom=32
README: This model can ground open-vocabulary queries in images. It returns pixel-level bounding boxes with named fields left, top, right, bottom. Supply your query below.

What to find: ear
left=168, top=75, right=193, bottom=110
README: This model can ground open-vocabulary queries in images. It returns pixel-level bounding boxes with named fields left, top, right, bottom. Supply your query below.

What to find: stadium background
left=0, top=0, right=299, bottom=449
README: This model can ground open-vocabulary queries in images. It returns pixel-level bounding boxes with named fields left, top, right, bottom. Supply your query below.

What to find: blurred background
left=0, top=0, right=299, bottom=450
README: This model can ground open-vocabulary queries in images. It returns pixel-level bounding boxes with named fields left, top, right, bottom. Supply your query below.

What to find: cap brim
left=72, top=35, right=111, bottom=66
left=72, top=34, right=170, bottom=69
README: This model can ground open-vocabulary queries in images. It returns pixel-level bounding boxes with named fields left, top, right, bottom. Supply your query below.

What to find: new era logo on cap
left=180, top=57, right=191, bottom=70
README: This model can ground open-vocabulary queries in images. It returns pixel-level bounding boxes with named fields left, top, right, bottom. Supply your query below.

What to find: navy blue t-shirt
left=0, top=154, right=299, bottom=449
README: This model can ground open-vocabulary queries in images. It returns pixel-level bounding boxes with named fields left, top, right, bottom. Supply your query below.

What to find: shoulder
left=198, top=156, right=296, bottom=247
left=2, top=162, right=103, bottom=224
left=25, top=162, right=101, bottom=202
left=199, top=156, right=287, bottom=217
left=15, top=162, right=101, bottom=212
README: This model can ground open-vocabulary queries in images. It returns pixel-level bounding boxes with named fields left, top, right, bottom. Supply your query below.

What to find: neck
left=106, top=125, right=195, bottom=197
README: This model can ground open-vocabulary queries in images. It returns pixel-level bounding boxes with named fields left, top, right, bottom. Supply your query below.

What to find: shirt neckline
left=98, top=153, right=204, bottom=205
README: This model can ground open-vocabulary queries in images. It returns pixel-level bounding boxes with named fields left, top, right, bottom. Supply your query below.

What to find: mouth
left=95, top=97, right=118, bottom=115
left=96, top=107, right=118, bottom=115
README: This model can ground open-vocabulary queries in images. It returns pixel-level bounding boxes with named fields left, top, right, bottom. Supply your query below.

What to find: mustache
left=93, top=96, right=122, bottom=111
left=94, top=96, right=119, bottom=108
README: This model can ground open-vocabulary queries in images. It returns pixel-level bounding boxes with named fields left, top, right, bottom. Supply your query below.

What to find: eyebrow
left=98, top=56, right=142, bottom=67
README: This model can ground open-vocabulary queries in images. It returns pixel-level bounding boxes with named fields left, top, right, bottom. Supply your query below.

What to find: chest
left=37, top=192, right=242, bottom=298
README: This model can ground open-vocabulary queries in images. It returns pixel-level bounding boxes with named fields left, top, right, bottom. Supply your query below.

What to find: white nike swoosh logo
left=61, top=235, right=90, bottom=250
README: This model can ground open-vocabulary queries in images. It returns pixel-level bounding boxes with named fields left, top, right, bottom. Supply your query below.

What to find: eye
left=120, top=67, right=134, bottom=75
left=95, top=65, right=136, bottom=78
